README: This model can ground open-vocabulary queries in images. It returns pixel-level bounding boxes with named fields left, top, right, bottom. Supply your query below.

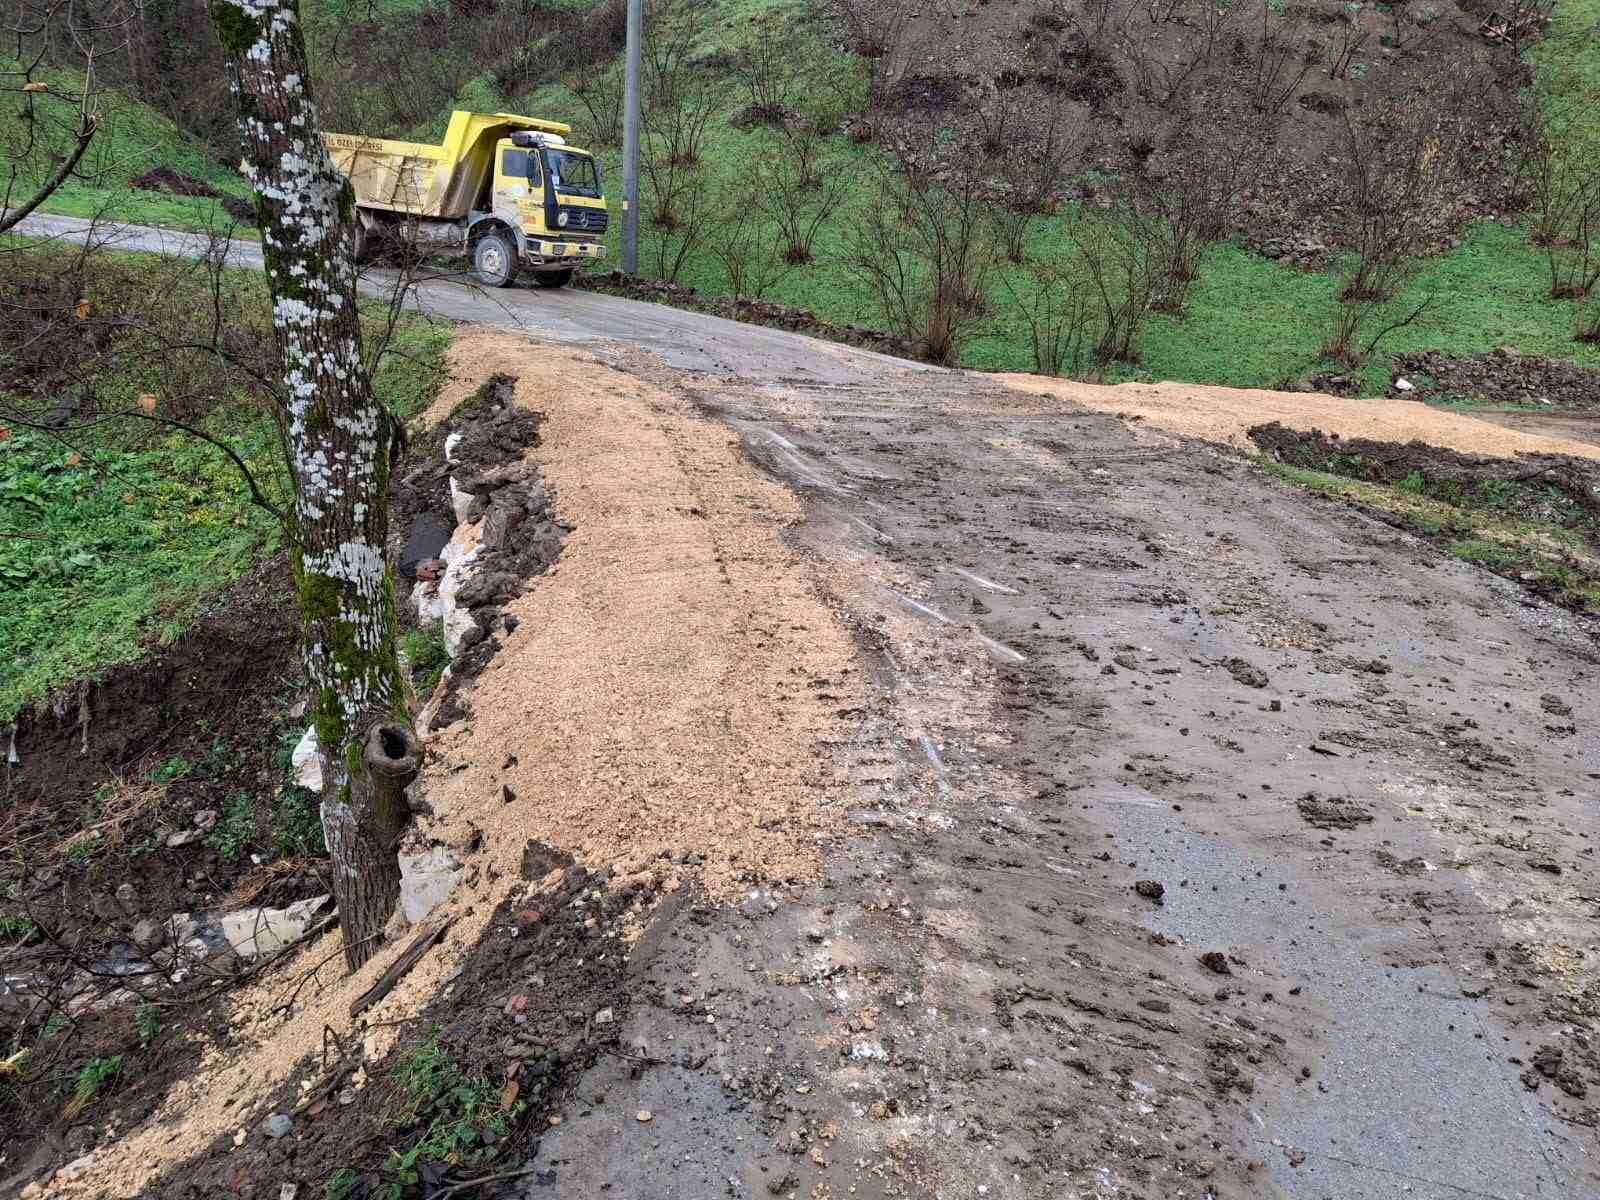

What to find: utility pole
left=620, top=0, right=642, bottom=274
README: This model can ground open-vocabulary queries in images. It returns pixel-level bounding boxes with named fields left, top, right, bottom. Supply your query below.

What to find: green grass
left=6, top=58, right=252, bottom=232
left=0, top=254, right=452, bottom=724
left=509, top=0, right=1600, bottom=396
left=402, top=626, right=451, bottom=696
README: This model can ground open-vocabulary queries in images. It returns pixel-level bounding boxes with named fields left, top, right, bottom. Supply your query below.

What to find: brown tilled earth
left=26, top=330, right=1598, bottom=1200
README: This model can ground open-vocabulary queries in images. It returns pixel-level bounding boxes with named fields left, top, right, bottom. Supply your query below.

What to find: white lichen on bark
left=212, top=0, right=414, bottom=967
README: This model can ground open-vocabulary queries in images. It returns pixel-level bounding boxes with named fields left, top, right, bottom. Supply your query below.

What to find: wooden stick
left=348, top=918, right=454, bottom=1018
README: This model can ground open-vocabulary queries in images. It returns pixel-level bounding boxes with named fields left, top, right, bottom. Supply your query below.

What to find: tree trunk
left=210, top=0, right=419, bottom=971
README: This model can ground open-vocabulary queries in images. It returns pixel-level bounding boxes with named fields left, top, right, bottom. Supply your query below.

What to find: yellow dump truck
left=323, top=110, right=608, bottom=288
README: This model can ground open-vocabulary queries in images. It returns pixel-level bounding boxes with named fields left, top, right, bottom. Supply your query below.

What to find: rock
left=1199, top=951, right=1232, bottom=975
left=594, top=1007, right=616, bottom=1025
left=220, top=896, right=330, bottom=962
left=1540, top=693, right=1573, bottom=717
left=1393, top=377, right=1414, bottom=392
left=166, top=828, right=203, bottom=848
left=398, top=846, right=462, bottom=924
left=1139, top=998, right=1172, bottom=1013
left=1134, top=880, right=1165, bottom=903
left=291, top=726, right=322, bottom=792
left=280, top=1186, right=300, bottom=1200
left=261, top=1113, right=292, bottom=1140
left=55, top=1153, right=95, bottom=1182
left=1296, top=793, right=1374, bottom=830
left=114, top=883, right=138, bottom=907
left=456, top=569, right=522, bottom=609
left=635, top=1109, right=653, bottom=1122
left=131, top=919, right=164, bottom=949
left=192, top=809, right=219, bottom=832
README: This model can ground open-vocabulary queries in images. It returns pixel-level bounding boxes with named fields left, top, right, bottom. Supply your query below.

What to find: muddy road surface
left=21, top=215, right=1596, bottom=1198
left=515, top=360, right=1597, bottom=1200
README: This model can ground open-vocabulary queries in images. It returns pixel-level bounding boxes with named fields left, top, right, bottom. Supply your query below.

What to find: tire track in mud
left=654, top=367, right=1596, bottom=1199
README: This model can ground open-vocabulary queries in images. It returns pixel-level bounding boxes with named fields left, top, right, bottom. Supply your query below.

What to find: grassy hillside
left=16, top=0, right=1600, bottom=398
left=5, top=59, right=252, bottom=231
left=498, top=0, right=1600, bottom=395
left=0, top=250, right=449, bottom=723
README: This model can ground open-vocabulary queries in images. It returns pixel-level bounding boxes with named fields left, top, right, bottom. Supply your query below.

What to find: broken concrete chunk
left=399, top=846, right=462, bottom=925
left=291, top=726, right=322, bottom=792
left=220, top=896, right=331, bottom=962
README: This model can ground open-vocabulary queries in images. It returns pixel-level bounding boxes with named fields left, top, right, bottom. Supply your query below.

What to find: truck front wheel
left=473, top=231, right=517, bottom=288
left=533, top=269, right=574, bottom=289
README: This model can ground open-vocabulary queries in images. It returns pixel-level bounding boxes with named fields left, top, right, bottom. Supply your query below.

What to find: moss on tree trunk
left=210, top=0, right=419, bottom=970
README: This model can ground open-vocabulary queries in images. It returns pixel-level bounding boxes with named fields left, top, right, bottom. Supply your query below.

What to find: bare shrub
left=646, top=167, right=712, bottom=283
left=846, top=123, right=994, bottom=365
left=751, top=132, right=849, bottom=266
left=833, top=0, right=913, bottom=109
left=1520, top=99, right=1600, bottom=300
left=1002, top=262, right=1096, bottom=377
left=708, top=187, right=793, bottom=299
left=568, top=66, right=626, bottom=146
left=985, top=93, right=1085, bottom=264
left=1320, top=73, right=1479, bottom=363
left=1068, top=199, right=1164, bottom=364
left=1135, top=118, right=1254, bottom=315
left=640, top=0, right=717, bottom=228
left=1326, top=3, right=1371, bottom=80
left=734, top=15, right=797, bottom=124
left=1251, top=8, right=1314, bottom=121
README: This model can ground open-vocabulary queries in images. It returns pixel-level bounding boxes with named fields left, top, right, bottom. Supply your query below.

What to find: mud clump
left=1296, top=793, right=1375, bottom=830
left=1222, top=657, right=1269, bottom=688
left=1199, top=951, right=1233, bottom=975
left=1134, top=879, right=1166, bottom=904
left=1523, top=1043, right=1587, bottom=1098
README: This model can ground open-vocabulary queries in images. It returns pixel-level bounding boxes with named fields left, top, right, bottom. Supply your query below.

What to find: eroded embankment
left=38, top=328, right=865, bottom=1199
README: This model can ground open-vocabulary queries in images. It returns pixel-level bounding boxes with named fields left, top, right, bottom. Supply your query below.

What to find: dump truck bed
left=324, top=111, right=570, bottom=220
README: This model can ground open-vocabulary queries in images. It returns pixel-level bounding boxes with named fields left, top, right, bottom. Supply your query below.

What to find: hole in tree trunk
left=379, top=726, right=410, bottom=761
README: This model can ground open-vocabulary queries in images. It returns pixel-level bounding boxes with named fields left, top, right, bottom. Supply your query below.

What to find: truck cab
left=482, top=132, right=608, bottom=288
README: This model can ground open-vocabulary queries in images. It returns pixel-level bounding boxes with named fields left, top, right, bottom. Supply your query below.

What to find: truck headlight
left=557, top=212, right=569, bottom=228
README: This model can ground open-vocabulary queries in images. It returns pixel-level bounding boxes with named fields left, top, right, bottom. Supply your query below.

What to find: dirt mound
left=1247, top=421, right=1600, bottom=528
left=129, top=167, right=221, bottom=198
left=1394, top=347, right=1600, bottom=409
left=141, top=854, right=650, bottom=1199
left=31, top=329, right=864, bottom=1199
left=852, top=0, right=1524, bottom=251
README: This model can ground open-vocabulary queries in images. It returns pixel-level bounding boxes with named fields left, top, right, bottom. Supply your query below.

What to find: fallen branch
left=431, top=1164, right=543, bottom=1200
left=349, top=918, right=454, bottom=1018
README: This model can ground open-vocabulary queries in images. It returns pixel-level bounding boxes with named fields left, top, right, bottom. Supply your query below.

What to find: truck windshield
left=546, top=150, right=601, bottom=197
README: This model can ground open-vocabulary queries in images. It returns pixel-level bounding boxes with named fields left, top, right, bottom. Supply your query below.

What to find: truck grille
left=559, top=205, right=608, bottom=234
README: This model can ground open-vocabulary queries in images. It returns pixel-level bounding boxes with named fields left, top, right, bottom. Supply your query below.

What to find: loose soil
left=855, top=0, right=1526, bottom=253
left=1394, top=347, right=1600, bottom=409
left=34, top=329, right=867, bottom=1198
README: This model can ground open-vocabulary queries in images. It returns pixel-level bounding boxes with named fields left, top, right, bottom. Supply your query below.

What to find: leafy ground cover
left=0, top=250, right=450, bottom=725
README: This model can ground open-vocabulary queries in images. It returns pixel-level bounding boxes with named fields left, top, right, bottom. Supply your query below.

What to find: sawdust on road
left=997, top=373, right=1600, bottom=461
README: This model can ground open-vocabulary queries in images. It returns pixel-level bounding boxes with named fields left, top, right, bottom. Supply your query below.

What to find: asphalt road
left=14, top=212, right=921, bottom=386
